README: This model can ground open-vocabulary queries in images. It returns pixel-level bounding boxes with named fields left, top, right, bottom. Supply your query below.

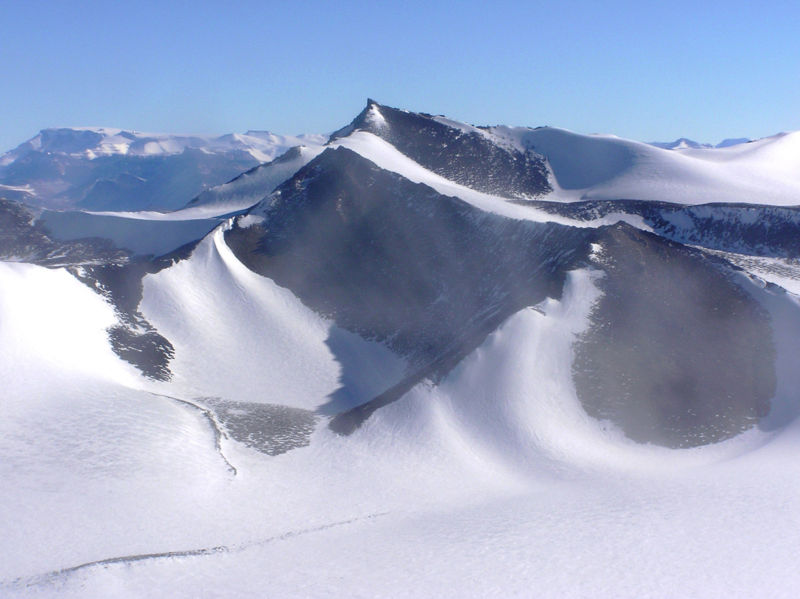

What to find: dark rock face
left=67, top=241, right=200, bottom=381
left=226, top=147, right=588, bottom=429
left=573, top=224, right=776, bottom=447
left=523, top=199, right=800, bottom=258
left=225, top=148, right=780, bottom=443
left=228, top=147, right=586, bottom=366
left=69, top=260, right=177, bottom=382
left=330, top=100, right=552, bottom=199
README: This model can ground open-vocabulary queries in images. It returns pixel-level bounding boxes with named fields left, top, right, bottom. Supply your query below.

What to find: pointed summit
left=329, top=100, right=551, bottom=199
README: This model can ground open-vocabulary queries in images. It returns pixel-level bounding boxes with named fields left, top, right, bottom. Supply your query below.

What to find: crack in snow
left=4, top=512, right=389, bottom=590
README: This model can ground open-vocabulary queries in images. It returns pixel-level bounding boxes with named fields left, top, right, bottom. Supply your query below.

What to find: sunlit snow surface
left=491, top=126, right=800, bottom=206
left=3, top=253, right=800, bottom=598
left=4, top=111, right=800, bottom=597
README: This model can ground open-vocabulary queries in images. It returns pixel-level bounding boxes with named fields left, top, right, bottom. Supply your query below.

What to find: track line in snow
left=4, top=512, right=389, bottom=590
left=147, top=392, right=238, bottom=476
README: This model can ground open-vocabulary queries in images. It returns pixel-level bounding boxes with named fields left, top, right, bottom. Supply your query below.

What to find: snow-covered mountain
left=3, top=101, right=800, bottom=598
left=0, top=127, right=325, bottom=211
left=650, top=137, right=713, bottom=150
left=651, top=137, right=751, bottom=149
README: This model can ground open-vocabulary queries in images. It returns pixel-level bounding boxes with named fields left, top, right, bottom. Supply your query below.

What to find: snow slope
left=139, top=226, right=406, bottom=408
left=4, top=102, right=800, bottom=598
left=492, top=126, right=800, bottom=206
left=5, top=264, right=800, bottom=598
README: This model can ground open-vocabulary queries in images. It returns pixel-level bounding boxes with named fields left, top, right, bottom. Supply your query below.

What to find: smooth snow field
left=3, top=247, right=800, bottom=599
left=493, top=126, right=800, bottom=206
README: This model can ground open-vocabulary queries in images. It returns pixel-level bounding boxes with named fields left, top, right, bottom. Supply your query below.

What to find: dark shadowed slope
left=574, top=224, right=776, bottom=447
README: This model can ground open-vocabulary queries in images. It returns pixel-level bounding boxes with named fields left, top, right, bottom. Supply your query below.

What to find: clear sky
left=2, top=0, right=799, bottom=152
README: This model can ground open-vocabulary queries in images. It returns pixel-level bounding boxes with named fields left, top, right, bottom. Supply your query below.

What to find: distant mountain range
left=0, top=127, right=325, bottom=211
left=649, top=137, right=751, bottom=150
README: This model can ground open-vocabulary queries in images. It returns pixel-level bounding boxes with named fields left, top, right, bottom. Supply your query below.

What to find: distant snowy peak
left=650, top=138, right=712, bottom=150
left=650, top=137, right=751, bottom=150
left=715, top=137, right=751, bottom=148
left=2, top=127, right=325, bottom=163
left=0, top=127, right=326, bottom=212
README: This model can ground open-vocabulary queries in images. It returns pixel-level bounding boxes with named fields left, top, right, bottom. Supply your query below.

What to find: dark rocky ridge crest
left=329, top=100, right=552, bottom=200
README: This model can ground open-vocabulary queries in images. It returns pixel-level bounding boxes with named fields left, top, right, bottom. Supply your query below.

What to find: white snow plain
left=3, top=252, right=800, bottom=597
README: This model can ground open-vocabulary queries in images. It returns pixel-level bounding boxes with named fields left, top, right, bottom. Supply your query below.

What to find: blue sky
left=2, top=0, right=799, bottom=151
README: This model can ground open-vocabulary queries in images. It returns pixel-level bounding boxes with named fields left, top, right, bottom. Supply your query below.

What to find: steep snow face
left=0, top=128, right=325, bottom=211
left=361, top=268, right=778, bottom=473
left=492, top=126, right=800, bottom=206
left=139, top=227, right=406, bottom=410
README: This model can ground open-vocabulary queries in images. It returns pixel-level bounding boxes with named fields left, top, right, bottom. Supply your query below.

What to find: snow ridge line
left=148, top=392, right=238, bottom=476
left=3, top=512, right=390, bottom=590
